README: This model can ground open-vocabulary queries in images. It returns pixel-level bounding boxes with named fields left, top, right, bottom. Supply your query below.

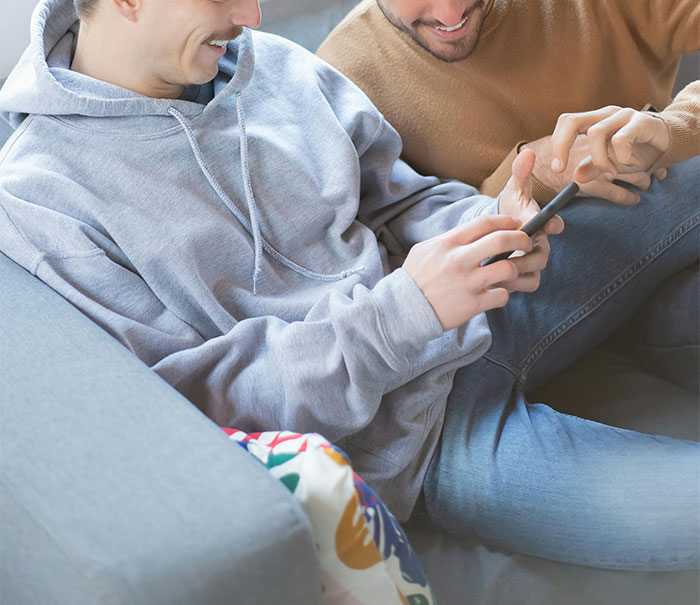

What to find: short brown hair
left=74, top=0, right=100, bottom=18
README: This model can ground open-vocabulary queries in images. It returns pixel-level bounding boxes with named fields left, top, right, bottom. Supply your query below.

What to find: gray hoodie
left=0, top=0, right=499, bottom=519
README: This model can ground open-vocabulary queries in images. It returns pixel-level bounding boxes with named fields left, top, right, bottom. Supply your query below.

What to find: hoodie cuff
left=372, top=268, right=443, bottom=362
left=458, top=194, right=500, bottom=224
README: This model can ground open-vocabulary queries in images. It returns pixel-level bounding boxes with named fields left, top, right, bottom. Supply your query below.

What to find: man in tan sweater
left=318, top=0, right=700, bottom=569
left=317, top=0, right=699, bottom=204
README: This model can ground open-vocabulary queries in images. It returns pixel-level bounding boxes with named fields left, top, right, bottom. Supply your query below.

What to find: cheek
left=404, top=5, right=426, bottom=26
left=185, top=38, right=213, bottom=71
left=385, top=0, right=422, bottom=26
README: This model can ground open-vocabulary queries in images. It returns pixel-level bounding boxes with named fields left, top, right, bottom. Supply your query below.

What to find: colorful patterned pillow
left=223, top=429, right=435, bottom=605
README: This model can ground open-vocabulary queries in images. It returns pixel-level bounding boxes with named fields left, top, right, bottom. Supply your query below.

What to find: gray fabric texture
left=0, top=0, right=507, bottom=520
left=0, top=251, right=321, bottom=605
left=260, top=0, right=359, bottom=52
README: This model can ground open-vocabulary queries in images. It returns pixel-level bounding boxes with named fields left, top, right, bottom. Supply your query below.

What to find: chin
left=421, top=33, right=480, bottom=62
left=188, top=64, right=219, bottom=86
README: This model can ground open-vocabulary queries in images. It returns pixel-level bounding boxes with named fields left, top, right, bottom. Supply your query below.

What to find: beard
left=378, top=1, right=486, bottom=63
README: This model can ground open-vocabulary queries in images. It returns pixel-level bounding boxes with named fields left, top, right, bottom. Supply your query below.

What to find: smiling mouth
left=431, top=15, right=469, bottom=32
left=204, top=26, right=243, bottom=48
left=203, top=38, right=231, bottom=57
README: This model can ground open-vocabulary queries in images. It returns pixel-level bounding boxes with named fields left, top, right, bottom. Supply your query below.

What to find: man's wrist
left=641, top=103, right=672, bottom=157
left=647, top=113, right=672, bottom=155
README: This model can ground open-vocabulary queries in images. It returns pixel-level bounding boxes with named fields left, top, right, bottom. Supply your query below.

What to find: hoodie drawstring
left=168, top=104, right=363, bottom=295
left=235, top=92, right=264, bottom=293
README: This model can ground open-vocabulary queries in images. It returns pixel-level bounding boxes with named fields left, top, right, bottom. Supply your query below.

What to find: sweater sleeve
left=651, top=80, right=700, bottom=170
left=33, top=249, right=442, bottom=441
left=483, top=80, right=700, bottom=201
left=619, top=0, right=699, bottom=168
left=618, top=0, right=700, bottom=58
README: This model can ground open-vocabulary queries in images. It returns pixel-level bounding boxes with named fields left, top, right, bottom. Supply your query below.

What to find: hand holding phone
left=482, top=182, right=579, bottom=266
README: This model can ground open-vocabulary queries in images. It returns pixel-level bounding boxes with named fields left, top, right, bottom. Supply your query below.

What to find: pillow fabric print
left=222, top=429, right=436, bottom=605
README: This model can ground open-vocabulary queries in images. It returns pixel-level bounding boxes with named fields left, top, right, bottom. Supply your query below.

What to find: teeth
left=434, top=17, right=467, bottom=32
left=208, top=39, right=228, bottom=47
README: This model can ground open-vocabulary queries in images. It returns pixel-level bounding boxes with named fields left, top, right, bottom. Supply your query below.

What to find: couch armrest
left=0, top=253, right=321, bottom=605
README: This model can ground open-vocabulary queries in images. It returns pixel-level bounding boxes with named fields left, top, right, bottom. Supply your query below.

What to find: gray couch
left=1, top=1, right=698, bottom=603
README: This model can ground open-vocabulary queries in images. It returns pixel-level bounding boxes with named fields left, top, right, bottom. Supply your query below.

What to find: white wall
left=0, top=0, right=37, bottom=79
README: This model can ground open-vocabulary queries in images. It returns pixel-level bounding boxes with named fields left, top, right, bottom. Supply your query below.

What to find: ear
left=110, top=0, right=141, bottom=23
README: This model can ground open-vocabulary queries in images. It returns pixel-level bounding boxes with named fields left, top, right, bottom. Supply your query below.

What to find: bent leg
left=423, top=157, right=700, bottom=570
left=488, top=156, right=700, bottom=392
left=615, top=262, right=699, bottom=392
left=424, top=359, right=700, bottom=570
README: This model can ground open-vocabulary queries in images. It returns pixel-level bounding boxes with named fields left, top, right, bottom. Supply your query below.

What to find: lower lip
left=427, top=16, right=470, bottom=40
left=205, top=43, right=227, bottom=56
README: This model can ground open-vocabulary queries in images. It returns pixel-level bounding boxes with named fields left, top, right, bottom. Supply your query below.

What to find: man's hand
left=497, top=149, right=564, bottom=291
left=402, top=150, right=563, bottom=332
left=524, top=132, right=665, bottom=206
left=402, top=215, right=531, bottom=331
left=549, top=106, right=671, bottom=204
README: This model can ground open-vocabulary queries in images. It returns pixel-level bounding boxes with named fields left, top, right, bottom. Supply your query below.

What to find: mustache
left=205, top=26, right=243, bottom=43
left=413, top=0, right=485, bottom=28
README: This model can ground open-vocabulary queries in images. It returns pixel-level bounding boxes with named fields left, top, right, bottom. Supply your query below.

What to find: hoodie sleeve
left=33, top=250, right=442, bottom=440
left=356, top=118, right=499, bottom=255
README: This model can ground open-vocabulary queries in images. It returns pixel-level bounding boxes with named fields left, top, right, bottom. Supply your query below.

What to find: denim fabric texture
left=618, top=263, right=699, bottom=392
left=424, top=157, right=700, bottom=570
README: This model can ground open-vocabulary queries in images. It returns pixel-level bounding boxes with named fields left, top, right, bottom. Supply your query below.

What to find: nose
left=231, top=0, right=262, bottom=29
left=432, top=1, right=466, bottom=27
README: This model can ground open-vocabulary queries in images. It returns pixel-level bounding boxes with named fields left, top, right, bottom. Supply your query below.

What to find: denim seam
left=482, top=352, right=523, bottom=385
left=517, top=212, right=700, bottom=381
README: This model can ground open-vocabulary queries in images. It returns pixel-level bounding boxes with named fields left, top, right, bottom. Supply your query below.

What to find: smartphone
left=482, top=182, right=579, bottom=266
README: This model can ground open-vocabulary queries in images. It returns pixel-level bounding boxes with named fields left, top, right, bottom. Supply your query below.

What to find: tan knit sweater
left=318, top=0, right=700, bottom=202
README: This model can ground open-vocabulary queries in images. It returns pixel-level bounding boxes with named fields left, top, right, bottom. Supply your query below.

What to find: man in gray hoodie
left=0, top=0, right=697, bottom=570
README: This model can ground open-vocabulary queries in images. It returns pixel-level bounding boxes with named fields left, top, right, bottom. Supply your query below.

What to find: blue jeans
left=616, top=261, right=699, bottom=392
left=423, top=156, right=700, bottom=571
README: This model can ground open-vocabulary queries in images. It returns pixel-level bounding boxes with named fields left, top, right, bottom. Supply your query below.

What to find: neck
left=70, top=20, right=185, bottom=99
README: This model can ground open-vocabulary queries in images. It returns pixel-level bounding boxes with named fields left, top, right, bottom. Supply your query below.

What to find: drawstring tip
left=252, top=267, right=263, bottom=296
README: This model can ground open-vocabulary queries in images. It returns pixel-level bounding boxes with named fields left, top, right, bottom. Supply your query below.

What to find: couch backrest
left=259, top=0, right=359, bottom=52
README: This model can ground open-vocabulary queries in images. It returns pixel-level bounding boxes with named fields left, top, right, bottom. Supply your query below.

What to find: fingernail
left=551, top=158, right=561, bottom=170
left=604, top=172, right=615, bottom=181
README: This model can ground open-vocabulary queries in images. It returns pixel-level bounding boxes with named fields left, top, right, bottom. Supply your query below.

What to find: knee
left=652, top=156, right=700, bottom=206
left=422, top=446, right=517, bottom=542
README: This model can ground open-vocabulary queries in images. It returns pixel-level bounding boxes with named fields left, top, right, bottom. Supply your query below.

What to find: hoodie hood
left=0, top=0, right=255, bottom=128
